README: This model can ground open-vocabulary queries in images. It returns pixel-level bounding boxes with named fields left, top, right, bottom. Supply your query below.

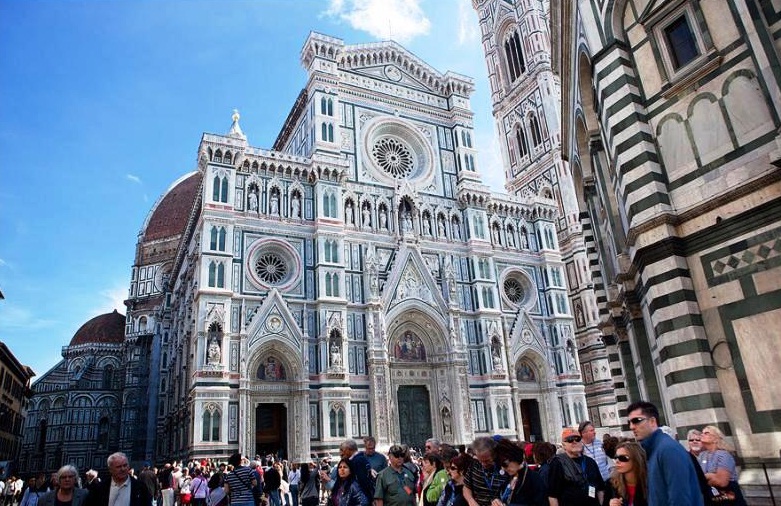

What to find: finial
left=228, top=108, right=247, bottom=140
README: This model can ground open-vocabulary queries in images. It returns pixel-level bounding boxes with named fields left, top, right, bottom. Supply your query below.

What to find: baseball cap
left=561, top=427, right=579, bottom=441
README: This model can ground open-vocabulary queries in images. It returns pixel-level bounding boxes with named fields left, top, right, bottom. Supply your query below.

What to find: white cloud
left=0, top=257, right=7, bottom=267
left=126, top=174, right=142, bottom=184
left=0, top=303, right=59, bottom=332
left=477, top=134, right=506, bottom=193
left=457, top=0, right=479, bottom=45
left=90, top=284, right=128, bottom=316
left=323, top=0, right=431, bottom=43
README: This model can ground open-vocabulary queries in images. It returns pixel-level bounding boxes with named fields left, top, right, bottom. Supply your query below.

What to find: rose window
left=255, top=253, right=288, bottom=284
left=371, top=137, right=413, bottom=178
left=503, top=278, right=525, bottom=304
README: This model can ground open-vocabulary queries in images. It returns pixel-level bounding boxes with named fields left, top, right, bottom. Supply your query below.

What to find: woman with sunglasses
left=491, top=439, right=546, bottom=506
left=603, top=442, right=647, bottom=506
left=698, top=426, right=747, bottom=506
left=437, top=454, right=471, bottom=506
left=329, top=458, right=370, bottom=506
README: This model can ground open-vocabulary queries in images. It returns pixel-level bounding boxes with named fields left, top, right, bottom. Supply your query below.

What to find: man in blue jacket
left=627, top=401, right=704, bottom=506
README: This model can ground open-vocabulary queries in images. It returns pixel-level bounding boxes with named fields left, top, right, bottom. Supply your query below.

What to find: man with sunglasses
left=374, top=446, right=417, bottom=506
left=627, top=401, right=704, bottom=506
left=547, top=428, right=604, bottom=506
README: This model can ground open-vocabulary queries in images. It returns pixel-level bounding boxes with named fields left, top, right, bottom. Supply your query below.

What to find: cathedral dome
left=69, top=310, right=126, bottom=346
left=142, top=171, right=202, bottom=242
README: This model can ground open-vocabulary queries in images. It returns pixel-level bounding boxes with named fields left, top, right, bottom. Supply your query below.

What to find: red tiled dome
left=69, top=310, right=126, bottom=346
left=143, top=172, right=202, bottom=242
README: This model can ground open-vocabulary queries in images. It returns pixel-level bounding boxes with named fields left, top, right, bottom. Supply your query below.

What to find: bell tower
left=473, top=0, right=625, bottom=431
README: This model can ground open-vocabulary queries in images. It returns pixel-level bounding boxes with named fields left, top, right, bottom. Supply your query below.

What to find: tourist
left=603, top=442, right=648, bottom=506
left=223, top=453, right=258, bottom=506
left=437, top=453, right=470, bottom=506
left=85, top=452, right=153, bottom=506
left=374, top=445, right=417, bottom=506
left=546, top=428, right=604, bottom=506
left=492, top=439, right=545, bottom=506
left=39, top=466, right=88, bottom=506
left=579, top=421, right=611, bottom=481
left=699, top=425, right=747, bottom=506
left=627, top=401, right=703, bottom=506
left=328, top=459, right=369, bottom=506
left=419, top=454, right=447, bottom=506
left=462, top=437, right=509, bottom=506
left=358, top=437, right=388, bottom=476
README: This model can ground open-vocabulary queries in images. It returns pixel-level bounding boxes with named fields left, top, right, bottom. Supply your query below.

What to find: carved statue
left=248, top=188, right=258, bottom=211
left=291, top=194, right=301, bottom=218
left=362, top=206, right=371, bottom=228
left=330, top=341, right=342, bottom=368
left=379, top=208, right=387, bottom=229
left=207, top=338, right=221, bottom=365
left=402, top=211, right=413, bottom=233
left=270, top=192, right=279, bottom=215
left=346, top=201, right=354, bottom=225
left=438, top=218, right=446, bottom=237
left=423, top=217, right=431, bottom=235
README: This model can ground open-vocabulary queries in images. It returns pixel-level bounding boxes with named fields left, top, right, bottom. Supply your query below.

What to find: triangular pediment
left=382, top=244, right=448, bottom=315
left=637, top=0, right=678, bottom=25
left=507, top=309, right=547, bottom=360
left=340, top=41, right=447, bottom=94
left=245, top=288, right=304, bottom=352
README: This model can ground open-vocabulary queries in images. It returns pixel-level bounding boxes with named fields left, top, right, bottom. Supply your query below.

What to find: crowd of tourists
left=1, top=401, right=747, bottom=506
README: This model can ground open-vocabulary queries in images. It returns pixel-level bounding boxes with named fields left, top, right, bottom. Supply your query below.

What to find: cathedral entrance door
left=520, top=399, right=543, bottom=442
left=255, top=403, right=287, bottom=459
left=397, top=386, right=431, bottom=450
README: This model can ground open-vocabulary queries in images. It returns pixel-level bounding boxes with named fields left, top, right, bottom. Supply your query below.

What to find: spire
left=228, top=109, right=247, bottom=140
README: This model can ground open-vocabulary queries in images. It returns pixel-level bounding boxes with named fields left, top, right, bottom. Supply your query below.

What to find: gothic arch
left=247, top=339, right=303, bottom=382
left=384, top=306, right=449, bottom=357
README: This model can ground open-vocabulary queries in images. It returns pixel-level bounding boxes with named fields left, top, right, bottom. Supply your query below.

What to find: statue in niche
left=362, top=205, right=371, bottom=228
left=270, top=192, right=280, bottom=215
left=491, top=338, right=503, bottom=369
left=402, top=211, right=413, bottom=233
left=379, top=208, right=388, bottom=229
left=575, top=303, right=585, bottom=328
left=493, top=227, right=501, bottom=244
left=507, top=230, right=515, bottom=247
left=207, top=338, right=221, bottom=365
left=423, top=216, right=431, bottom=235
left=520, top=230, right=528, bottom=249
left=291, top=193, right=301, bottom=218
left=248, top=187, right=258, bottom=211
left=442, top=406, right=452, bottom=435
left=452, top=219, right=461, bottom=239
left=330, top=340, right=342, bottom=368
left=438, top=218, right=446, bottom=237
left=346, top=201, right=355, bottom=225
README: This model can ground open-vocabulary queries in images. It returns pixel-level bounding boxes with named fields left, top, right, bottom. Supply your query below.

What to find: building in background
left=0, top=341, right=35, bottom=473
left=550, top=0, right=781, bottom=501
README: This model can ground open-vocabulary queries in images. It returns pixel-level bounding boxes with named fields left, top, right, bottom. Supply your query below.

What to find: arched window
left=97, top=416, right=110, bottom=449
left=327, top=123, right=334, bottom=142
left=325, top=273, right=333, bottom=296
left=322, top=193, right=330, bottom=217
left=497, top=403, right=510, bottom=429
left=212, top=176, right=229, bottom=203
left=331, top=273, right=339, bottom=297
left=329, top=405, right=345, bottom=437
left=327, top=98, right=334, bottom=116
left=530, top=114, right=543, bottom=146
left=202, top=405, right=221, bottom=442
left=102, top=365, right=114, bottom=389
left=321, top=97, right=327, bottom=115
left=516, top=125, right=528, bottom=158
left=504, top=29, right=526, bottom=82
left=38, top=419, right=47, bottom=453
left=321, top=122, right=328, bottom=141
left=329, top=194, right=337, bottom=217
left=224, top=151, right=232, bottom=164
left=210, top=226, right=227, bottom=251
left=214, top=149, right=223, bottom=163
left=208, top=261, right=224, bottom=288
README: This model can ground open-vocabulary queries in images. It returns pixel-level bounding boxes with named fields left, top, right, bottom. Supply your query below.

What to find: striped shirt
left=225, top=467, right=255, bottom=504
left=582, top=439, right=612, bottom=481
left=463, top=460, right=509, bottom=506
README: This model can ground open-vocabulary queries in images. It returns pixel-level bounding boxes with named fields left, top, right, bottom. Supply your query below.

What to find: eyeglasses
left=390, top=453, right=404, bottom=459
left=628, top=417, right=648, bottom=425
left=448, top=465, right=458, bottom=471
left=563, top=436, right=582, bottom=443
left=688, top=438, right=701, bottom=443
left=614, top=455, right=630, bottom=463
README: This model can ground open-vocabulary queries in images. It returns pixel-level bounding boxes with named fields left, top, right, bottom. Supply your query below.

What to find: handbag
left=710, top=482, right=747, bottom=506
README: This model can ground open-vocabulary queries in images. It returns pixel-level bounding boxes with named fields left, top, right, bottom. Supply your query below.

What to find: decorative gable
left=245, top=288, right=304, bottom=352
left=382, top=245, right=448, bottom=316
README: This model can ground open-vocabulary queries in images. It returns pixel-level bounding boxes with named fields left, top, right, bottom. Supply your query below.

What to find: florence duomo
left=6, top=0, right=781, bottom=503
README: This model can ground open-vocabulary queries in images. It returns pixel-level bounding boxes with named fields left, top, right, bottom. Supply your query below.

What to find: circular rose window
left=500, top=269, right=535, bottom=308
left=361, top=117, right=435, bottom=186
left=255, top=253, right=288, bottom=284
left=371, top=137, right=413, bottom=178
left=246, top=239, right=301, bottom=290
left=503, top=278, right=525, bottom=304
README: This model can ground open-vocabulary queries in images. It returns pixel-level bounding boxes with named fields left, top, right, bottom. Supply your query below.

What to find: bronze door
left=397, top=385, right=432, bottom=451
left=255, top=403, right=287, bottom=459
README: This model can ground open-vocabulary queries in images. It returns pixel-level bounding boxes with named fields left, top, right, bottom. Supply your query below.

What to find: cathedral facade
left=139, top=31, right=592, bottom=462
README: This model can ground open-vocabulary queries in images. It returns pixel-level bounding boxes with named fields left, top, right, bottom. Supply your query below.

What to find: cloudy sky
left=0, top=0, right=507, bottom=378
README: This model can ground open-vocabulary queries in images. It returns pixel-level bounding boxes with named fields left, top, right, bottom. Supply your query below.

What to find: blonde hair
left=702, top=425, right=732, bottom=451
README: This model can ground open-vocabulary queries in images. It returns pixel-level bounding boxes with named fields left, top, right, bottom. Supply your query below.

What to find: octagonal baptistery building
left=144, top=32, right=595, bottom=463
left=20, top=310, right=127, bottom=473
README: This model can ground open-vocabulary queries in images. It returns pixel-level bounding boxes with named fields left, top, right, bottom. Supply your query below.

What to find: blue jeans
left=289, top=484, right=299, bottom=506
left=268, top=490, right=281, bottom=506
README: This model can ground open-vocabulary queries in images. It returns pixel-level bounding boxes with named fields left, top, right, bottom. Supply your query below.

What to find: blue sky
left=0, top=0, right=506, bottom=379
